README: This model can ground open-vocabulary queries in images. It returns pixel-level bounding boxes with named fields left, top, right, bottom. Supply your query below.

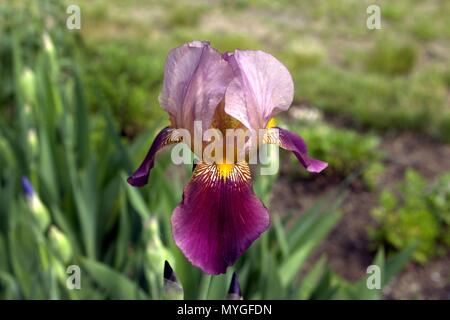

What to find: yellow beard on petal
left=193, top=162, right=251, bottom=186
left=217, top=163, right=235, bottom=179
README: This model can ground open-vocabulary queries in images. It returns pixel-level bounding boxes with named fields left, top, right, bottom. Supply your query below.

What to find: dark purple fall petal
left=276, top=127, right=328, bottom=173
left=127, top=127, right=175, bottom=187
left=171, top=162, right=270, bottom=275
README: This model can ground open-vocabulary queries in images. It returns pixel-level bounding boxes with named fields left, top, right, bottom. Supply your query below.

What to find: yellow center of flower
left=206, top=101, right=246, bottom=166
left=217, top=163, right=235, bottom=179
left=211, top=101, right=242, bottom=133
left=266, top=118, right=277, bottom=128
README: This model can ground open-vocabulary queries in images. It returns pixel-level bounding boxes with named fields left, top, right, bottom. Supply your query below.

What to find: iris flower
left=128, top=41, right=327, bottom=274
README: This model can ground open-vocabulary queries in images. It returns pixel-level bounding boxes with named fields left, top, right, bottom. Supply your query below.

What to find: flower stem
left=199, top=274, right=212, bottom=300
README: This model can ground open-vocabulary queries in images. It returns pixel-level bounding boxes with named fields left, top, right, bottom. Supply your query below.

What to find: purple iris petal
left=171, top=162, right=270, bottom=275
left=127, top=127, right=173, bottom=187
left=277, top=127, right=328, bottom=173
left=21, top=176, right=34, bottom=198
left=159, top=41, right=234, bottom=133
left=127, top=41, right=327, bottom=275
left=224, top=50, right=294, bottom=131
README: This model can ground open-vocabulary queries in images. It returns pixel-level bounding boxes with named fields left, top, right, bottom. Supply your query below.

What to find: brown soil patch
left=271, top=130, right=450, bottom=299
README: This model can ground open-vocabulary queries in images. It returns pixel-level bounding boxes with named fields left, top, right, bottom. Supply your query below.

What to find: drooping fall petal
left=127, top=127, right=179, bottom=187
left=269, top=126, right=328, bottom=173
left=159, top=41, right=234, bottom=133
left=263, top=127, right=328, bottom=173
left=171, top=162, right=270, bottom=274
left=224, top=50, right=294, bottom=131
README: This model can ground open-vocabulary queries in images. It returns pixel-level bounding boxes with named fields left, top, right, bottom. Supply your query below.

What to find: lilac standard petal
left=172, top=162, right=270, bottom=274
left=276, top=127, right=328, bottom=173
left=224, top=50, right=294, bottom=130
left=127, top=127, right=175, bottom=187
left=159, top=41, right=234, bottom=133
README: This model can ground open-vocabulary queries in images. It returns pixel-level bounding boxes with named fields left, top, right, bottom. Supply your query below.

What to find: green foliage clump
left=371, top=170, right=450, bottom=263
left=166, top=4, right=207, bottom=28
left=83, top=40, right=169, bottom=136
left=365, top=38, right=417, bottom=76
left=428, top=173, right=450, bottom=246
left=382, top=2, right=408, bottom=21
left=281, top=39, right=326, bottom=70
left=284, top=119, right=382, bottom=178
left=362, top=162, right=386, bottom=191
left=410, top=16, right=439, bottom=41
left=294, top=66, right=450, bottom=141
left=0, top=0, right=77, bottom=107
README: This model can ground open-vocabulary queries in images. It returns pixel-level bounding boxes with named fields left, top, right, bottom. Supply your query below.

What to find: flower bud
left=43, top=33, right=55, bottom=54
left=21, top=176, right=50, bottom=232
left=227, top=272, right=243, bottom=300
left=20, top=68, right=36, bottom=105
left=144, top=218, right=173, bottom=272
left=48, top=226, right=72, bottom=263
left=162, top=261, right=183, bottom=300
left=27, top=129, right=38, bottom=157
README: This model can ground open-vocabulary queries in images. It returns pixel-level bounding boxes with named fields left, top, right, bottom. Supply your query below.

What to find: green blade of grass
left=82, top=258, right=147, bottom=300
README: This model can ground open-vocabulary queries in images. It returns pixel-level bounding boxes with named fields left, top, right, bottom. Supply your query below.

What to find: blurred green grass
left=77, top=0, right=450, bottom=141
left=1, top=0, right=449, bottom=299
